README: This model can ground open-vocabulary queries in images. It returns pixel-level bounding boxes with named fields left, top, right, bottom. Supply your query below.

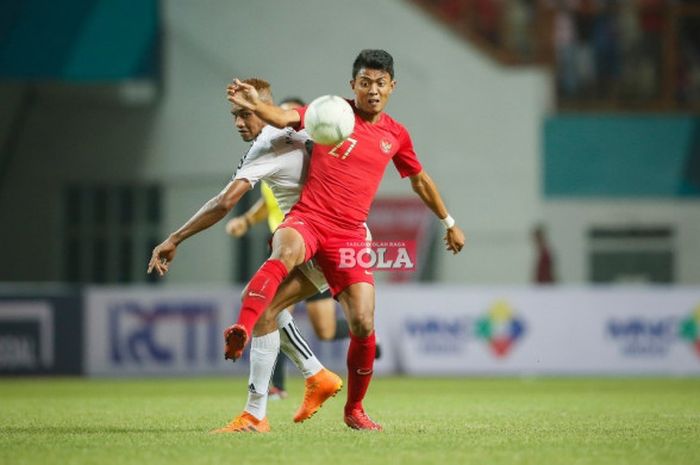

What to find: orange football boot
left=211, top=412, right=270, bottom=433
left=293, top=368, right=343, bottom=423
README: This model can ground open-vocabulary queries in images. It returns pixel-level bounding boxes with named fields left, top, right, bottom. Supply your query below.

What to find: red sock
left=345, top=331, right=376, bottom=413
left=236, top=259, right=288, bottom=337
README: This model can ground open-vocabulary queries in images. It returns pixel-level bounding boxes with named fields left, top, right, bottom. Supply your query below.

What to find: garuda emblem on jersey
left=380, top=138, right=392, bottom=154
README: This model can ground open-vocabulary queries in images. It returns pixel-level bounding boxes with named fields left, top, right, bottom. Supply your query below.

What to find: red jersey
left=292, top=100, right=423, bottom=229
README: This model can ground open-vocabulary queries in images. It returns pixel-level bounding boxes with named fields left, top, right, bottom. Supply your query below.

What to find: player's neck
left=355, top=108, right=383, bottom=124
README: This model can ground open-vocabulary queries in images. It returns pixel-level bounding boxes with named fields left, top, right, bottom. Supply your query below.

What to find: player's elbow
left=268, top=119, right=288, bottom=129
left=270, top=109, right=300, bottom=129
left=410, top=171, right=429, bottom=194
left=218, top=183, right=247, bottom=211
left=410, top=179, right=424, bottom=194
left=217, top=192, right=239, bottom=211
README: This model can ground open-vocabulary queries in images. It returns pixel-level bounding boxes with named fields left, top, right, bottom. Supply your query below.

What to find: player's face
left=231, top=104, right=266, bottom=141
left=350, top=68, right=395, bottom=117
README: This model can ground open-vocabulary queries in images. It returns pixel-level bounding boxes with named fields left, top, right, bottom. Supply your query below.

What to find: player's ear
left=350, top=79, right=355, bottom=91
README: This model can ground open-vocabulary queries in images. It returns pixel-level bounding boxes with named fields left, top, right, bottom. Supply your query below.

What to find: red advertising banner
left=366, top=197, right=435, bottom=282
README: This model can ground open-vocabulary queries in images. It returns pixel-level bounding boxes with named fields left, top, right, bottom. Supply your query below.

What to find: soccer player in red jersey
left=225, top=49, right=465, bottom=430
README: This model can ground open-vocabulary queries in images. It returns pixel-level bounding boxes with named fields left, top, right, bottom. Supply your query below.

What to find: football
left=303, top=95, right=355, bottom=145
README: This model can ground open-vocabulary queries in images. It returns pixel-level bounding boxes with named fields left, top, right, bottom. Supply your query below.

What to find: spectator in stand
left=677, top=9, right=700, bottom=105
left=437, top=0, right=466, bottom=22
left=617, top=0, right=644, bottom=99
left=593, top=1, right=621, bottom=98
left=474, top=0, right=503, bottom=45
left=550, top=0, right=579, bottom=96
left=638, top=0, right=666, bottom=98
left=574, top=0, right=597, bottom=98
left=504, top=0, right=535, bottom=59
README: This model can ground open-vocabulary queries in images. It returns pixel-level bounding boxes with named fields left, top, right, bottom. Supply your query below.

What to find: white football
left=304, top=95, right=355, bottom=145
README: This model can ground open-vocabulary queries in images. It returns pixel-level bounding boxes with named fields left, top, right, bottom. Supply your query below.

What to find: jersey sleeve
left=392, top=126, right=423, bottom=178
left=293, top=106, right=308, bottom=130
left=232, top=153, right=280, bottom=188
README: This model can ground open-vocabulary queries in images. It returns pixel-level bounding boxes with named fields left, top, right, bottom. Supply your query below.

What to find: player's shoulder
left=257, top=124, right=288, bottom=142
left=258, top=125, right=309, bottom=146
left=379, top=111, right=410, bottom=138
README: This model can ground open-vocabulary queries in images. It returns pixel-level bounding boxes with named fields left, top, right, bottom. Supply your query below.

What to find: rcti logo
left=475, top=300, right=526, bottom=357
left=109, top=302, right=218, bottom=366
left=679, top=306, right=700, bottom=356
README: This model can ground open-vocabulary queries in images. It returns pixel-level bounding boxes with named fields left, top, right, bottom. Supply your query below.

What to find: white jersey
left=232, top=125, right=310, bottom=215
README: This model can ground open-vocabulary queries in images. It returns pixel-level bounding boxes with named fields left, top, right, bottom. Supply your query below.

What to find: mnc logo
left=679, top=306, right=700, bottom=357
left=607, top=317, right=677, bottom=356
left=109, top=301, right=218, bottom=366
left=475, top=300, right=526, bottom=357
left=404, top=316, right=469, bottom=354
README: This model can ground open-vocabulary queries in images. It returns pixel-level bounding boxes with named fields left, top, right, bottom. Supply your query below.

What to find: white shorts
left=298, top=259, right=330, bottom=293
left=297, top=223, right=372, bottom=294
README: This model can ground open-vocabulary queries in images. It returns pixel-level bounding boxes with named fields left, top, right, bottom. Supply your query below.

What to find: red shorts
left=278, top=214, right=374, bottom=298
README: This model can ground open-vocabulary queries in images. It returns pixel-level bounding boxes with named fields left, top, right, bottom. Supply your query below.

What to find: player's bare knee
left=348, top=314, right=373, bottom=337
left=315, top=326, right=335, bottom=341
left=271, top=245, right=301, bottom=269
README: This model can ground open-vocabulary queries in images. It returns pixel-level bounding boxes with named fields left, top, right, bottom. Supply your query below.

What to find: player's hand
left=226, top=79, right=260, bottom=110
left=225, top=216, right=249, bottom=238
left=443, top=225, right=465, bottom=255
left=147, top=238, right=178, bottom=276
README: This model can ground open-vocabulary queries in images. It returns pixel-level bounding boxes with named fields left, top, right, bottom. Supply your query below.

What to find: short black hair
left=280, top=96, right=305, bottom=106
left=352, top=49, right=394, bottom=79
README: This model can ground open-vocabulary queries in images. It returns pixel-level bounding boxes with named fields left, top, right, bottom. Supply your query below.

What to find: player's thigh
left=271, top=219, right=318, bottom=268
left=269, top=227, right=306, bottom=268
left=337, top=282, right=375, bottom=337
left=253, top=268, right=319, bottom=336
left=306, top=296, right=336, bottom=340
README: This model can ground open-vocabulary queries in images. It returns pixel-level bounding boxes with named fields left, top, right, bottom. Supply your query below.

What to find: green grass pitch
left=1, top=377, right=698, bottom=465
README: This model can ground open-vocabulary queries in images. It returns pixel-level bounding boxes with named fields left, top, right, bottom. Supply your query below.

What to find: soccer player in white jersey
left=147, top=78, right=342, bottom=433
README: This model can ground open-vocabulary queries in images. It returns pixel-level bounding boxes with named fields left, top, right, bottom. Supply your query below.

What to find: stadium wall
left=74, top=284, right=700, bottom=377
left=545, top=202, right=700, bottom=284
left=543, top=117, right=700, bottom=284
left=0, top=285, right=82, bottom=375
left=4, top=284, right=698, bottom=377
left=0, top=0, right=550, bottom=285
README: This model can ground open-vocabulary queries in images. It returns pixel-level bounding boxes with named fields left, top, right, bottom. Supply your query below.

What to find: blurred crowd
left=421, top=0, right=700, bottom=109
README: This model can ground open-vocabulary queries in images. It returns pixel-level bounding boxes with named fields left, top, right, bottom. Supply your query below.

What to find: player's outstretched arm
left=225, top=197, right=268, bottom=238
left=147, top=179, right=251, bottom=276
left=409, top=171, right=465, bottom=255
left=226, top=79, right=301, bottom=129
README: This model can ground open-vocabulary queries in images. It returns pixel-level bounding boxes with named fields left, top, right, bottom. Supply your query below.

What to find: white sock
left=244, top=331, right=280, bottom=420
left=277, top=310, right=323, bottom=378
